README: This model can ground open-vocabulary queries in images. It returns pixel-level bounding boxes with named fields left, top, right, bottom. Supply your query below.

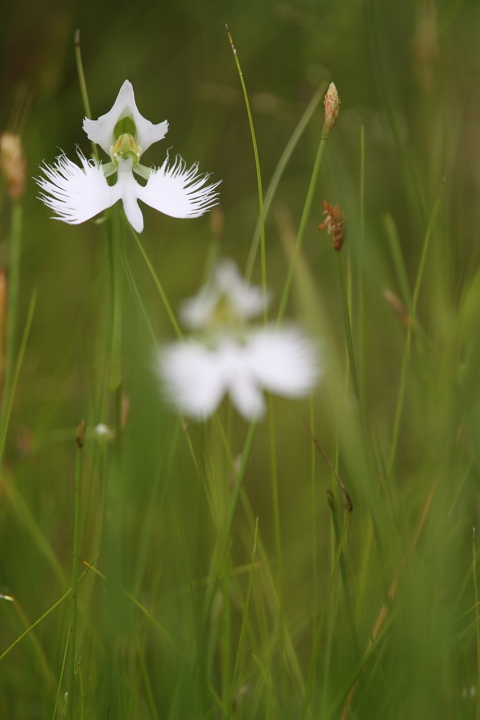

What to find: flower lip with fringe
left=158, top=326, right=320, bottom=421
left=318, top=200, right=346, bottom=251
left=36, top=80, right=220, bottom=233
left=157, top=258, right=320, bottom=421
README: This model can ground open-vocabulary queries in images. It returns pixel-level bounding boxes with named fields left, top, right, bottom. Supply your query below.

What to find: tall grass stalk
left=276, top=120, right=330, bottom=324
left=74, top=30, right=98, bottom=161
left=358, top=124, right=366, bottom=394
left=203, top=420, right=257, bottom=627
left=66, top=421, right=85, bottom=720
left=387, top=186, right=442, bottom=477
left=106, top=210, right=123, bottom=406
left=0, top=560, right=95, bottom=662
left=0, top=289, right=36, bottom=466
left=129, top=224, right=183, bottom=340
left=336, top=249, right=360, bottom=401
left=225, top=25, right=268, bottom=321
left=226, top=518, right=258, bottom=720
left=301, top=507, right=352, bottom=720
left=474, top=528, right=480, bottom=720
left=244, top=82, right=327, bottom=282
left=309, top=397, right=317, bottom=631
left=268, top=396, right=283, bottom=605
left=0, top=199, right=22, bottom=463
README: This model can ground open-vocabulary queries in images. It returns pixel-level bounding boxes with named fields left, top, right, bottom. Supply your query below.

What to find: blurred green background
left=1, top=0, right=480, bottom=717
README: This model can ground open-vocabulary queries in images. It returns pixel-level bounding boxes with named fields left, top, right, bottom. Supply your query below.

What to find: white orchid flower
left=37, top=80, right=220, bottom=233
left=180, top=258, right=270, bottom=329
left=158, top=258, right=320, bottom=420
left=158, top=327, right=320, bottom=420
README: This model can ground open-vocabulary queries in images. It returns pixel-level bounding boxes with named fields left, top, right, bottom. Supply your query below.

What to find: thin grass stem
left=0, top=289, right=36, bottom=466
left=106, top=211, right=122, bottom=394
left=245, top=82, right=327, bottom=282
left=310, top=396, right=317, bottom=630
left=227, top=518, right=259, bottom=719
left=0, top=200, right=22, bottom=431
left=301, top=509, right=352, bottom=720
left=276, top=123, right=329, bottom=324
left=67, top=422, right=85, bottom=720
left=129, top=225, right=183, bottom=340
left=73, top=30, right=99, bottom=161
left=268, top=395, right=283, bottom=602
left=474, top=528, right=480, bottom=720
left=336, top=251, right=360, bottom=401
left=225, top=25, right=268, bottom=322
left=358, top=124, right=366, bottom=394
left=51, top=625, right=70, bottom=720
left=387, top=187, right=442, bottom=476
left=203, top=420, right=257, bottom=628
left=0, top=560, right=94, bottom=661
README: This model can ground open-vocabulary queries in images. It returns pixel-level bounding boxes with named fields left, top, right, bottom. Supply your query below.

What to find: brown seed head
left=76, top=419, right=87, bottom=448
left=0, top=133, right=26, bottom=201
left=324, top=82, right=340, bottom=133
left=318, top=200, right=347, bottom=251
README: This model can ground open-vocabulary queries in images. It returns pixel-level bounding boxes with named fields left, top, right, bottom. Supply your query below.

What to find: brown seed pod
left=0, top=133, right=26, bottom=201
left=318, top=200, right=347, bottom=251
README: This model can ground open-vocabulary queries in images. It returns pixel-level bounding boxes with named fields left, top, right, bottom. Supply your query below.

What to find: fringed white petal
left=157, top=327, right=318, bottom=422
left=83, top=80, right=168, bottom=155
left=247, top=326, right=320, bottom=397
left=137, top=155, right=220, bottom=219
left=36, top=150, right=120, bottom=225
left=158, top=341, right=228, bottom=419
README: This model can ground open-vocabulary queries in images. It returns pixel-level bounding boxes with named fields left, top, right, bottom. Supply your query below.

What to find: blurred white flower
left=158, top=326, right=319, bottom=421
left=157, top=258, right=320, bottom=420
left=37, top=80, right=220, bottom=233
left=180, top=258, right=269, bottom=329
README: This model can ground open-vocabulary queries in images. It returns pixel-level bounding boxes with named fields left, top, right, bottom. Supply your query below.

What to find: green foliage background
left=1, top=0, right=480, bottom=718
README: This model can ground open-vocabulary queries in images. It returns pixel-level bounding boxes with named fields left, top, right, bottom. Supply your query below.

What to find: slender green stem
left=0, top=201, right=22, bottom=440
left=245, top=82, right=327, bottom=282
left=129, top=225, right=183, bottom=340
left=301, top=510, right=352, bottom=720
left=336, top=251, right=360, bottom=401
left=473, top=528, right=480, bottom=720
left=0, top=561, right=94, bottom=661
left=51, top=625, right=71, bottom=720
left=268, top=395, right=283, bottom=609
left=226, top=25, right=268, bottom=322
left=358, top=124, right=366, bottom=395
left=227, top=518, right=259, bottom=720
left=387, top=188, right=442, bottom=476
left=106, top=211, right=122, bottom=394
left=169, top=476, right=209, bottom=713
left=0, top=289, right=36, bottom=466
left=203, top=420, right=257, bottom=628
left=277, top=124, right=329, bottom=324
left=310, top=396, right=317, bottom=630
left=328, top=489, right=360, bottom=660
left=135, top=636, right=160, bottom=720
left=67, top=425, right=85, bottom=720
left=74, top=29, right=99, bottom=162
